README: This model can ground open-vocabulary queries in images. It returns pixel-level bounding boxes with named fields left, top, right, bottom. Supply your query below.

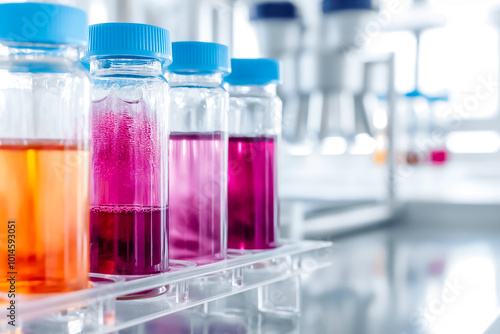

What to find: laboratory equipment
left=249, top=2, right=307, bottom=147
left=318, top=0, right=373, bottom=150
left=166, top=41, right=230, bottom=264
left=399, top=91, right=450, bottom=166
left=279, top=52, right=398, bottom=240
left=103, top=0, right=236, bottom=50
left=86, top=23, right=171, bottom=275
left=224, top=58, right=282, bottom=250
left=382, top=0, right=446, bottom=166
left=250, top=2, right=300, bottom=65
left=0, top=2, right=90, bottom=296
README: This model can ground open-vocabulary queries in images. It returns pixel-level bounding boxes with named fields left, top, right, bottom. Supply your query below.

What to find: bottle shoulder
left=90, top=74, right=168, bottom=89
left=169, top=85, right=228, bottom=96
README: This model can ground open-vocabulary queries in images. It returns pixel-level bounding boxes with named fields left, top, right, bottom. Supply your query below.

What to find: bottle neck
left=0, top=41, right=80, bottom=61
left=90, top=57, right=163, bottom=76
left=167, top=72, right=224, bottom=88
left=228, top=84, right=278, bottom=97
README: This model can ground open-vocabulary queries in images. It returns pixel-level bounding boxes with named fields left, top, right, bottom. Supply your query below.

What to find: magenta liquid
left=90, top=92, right=168, bottom=275
left=90, top=206, right=167, bottom=275
left=227, top=136, right=278, bottom=250
left=168, top=132, right=224, bottom=264
left=430, top=149, right=448, bottom=165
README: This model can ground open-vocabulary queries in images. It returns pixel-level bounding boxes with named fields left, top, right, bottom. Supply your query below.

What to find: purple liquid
left=227, top=136, right=277, bottom=250
left=90, top=206, right=168, bottom=275
left=90, top=92, right=168, bottom=275
left=168, top=132, right=224, bottom=264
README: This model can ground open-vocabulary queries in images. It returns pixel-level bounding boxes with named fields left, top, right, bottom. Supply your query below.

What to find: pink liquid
left=227, top=136, right=278, bottom=250
left=430, top=149, right=448, bottom=165
left=168, top=132, right=225, bottom=264
left=90, top=92, right=168, bottom=275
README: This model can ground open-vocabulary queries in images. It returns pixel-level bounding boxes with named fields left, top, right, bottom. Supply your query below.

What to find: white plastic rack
left=2, top=240, right=334, bottom=334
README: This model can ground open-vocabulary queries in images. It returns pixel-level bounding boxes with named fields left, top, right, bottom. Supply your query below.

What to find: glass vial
left=166, top=42, right=230, bottom=264
left=428, top=96, right=449, bottom=166
left=86, top=23, right=171, bottom=275
left=224, top=58, right=282, bottom=250
left=0, top=3, right=90, bottom=295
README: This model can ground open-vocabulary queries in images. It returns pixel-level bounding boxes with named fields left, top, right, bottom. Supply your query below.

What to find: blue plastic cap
left=224, top=58, right=281, bottom=86
left=0, top=2, right=87, bottom=45
left=85, top=23, right=172, bottom=63
left=250, top=2, right=298, bottom=20
left=404, top=90, right=449, bottom=102
left=405, top=89, right=424, bottom=98
left=322, top=0, right=372, bottom=13
left=166, top=42, right=230, bottom=74
left=427, top=95, right=449, bottom=103
left=80, top=60, right=90, bottom=71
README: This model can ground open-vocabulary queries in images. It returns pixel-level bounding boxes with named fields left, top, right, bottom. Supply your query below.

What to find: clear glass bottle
left=224, top=58, right=282, bottom=250
left=404, top=90, right=430, bottom=166
left=86, top=23, right=171, bottom=275
left=0, top=3, right=89, bottom=295
left=428, top=95, right=449, bottom=166
left=166, top=41, right=230, bottom=264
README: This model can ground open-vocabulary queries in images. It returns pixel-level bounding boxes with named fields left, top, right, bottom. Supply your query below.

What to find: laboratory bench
left=302, top=201, right=500, bottom=334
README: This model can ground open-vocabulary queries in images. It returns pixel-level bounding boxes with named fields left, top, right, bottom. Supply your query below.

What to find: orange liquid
left=0, top=140, right=89, bottom=295
left=374, top=149, right=387, bottom=164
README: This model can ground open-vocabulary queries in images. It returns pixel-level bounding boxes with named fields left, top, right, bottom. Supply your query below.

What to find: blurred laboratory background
left=9, top=0, right=500, bottom=333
